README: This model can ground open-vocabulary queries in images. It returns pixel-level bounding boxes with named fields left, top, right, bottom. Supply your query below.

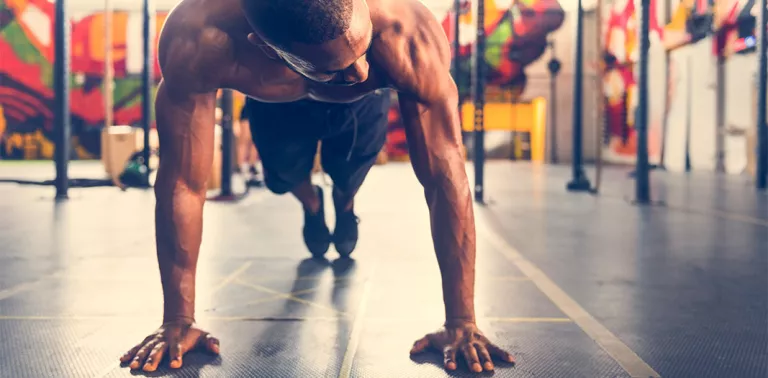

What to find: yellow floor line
left=234, top=278, right=344, bottom=315
left=484, top=317, right=572, bottom=323
left=0, top=315, right=574, bottom=324
left=479, top=220, right=661, bottom=378
left=0, top=271, right=62, bottom=302
left=212, top=261, right=253, bottom=292
left=203, top=283, right=338, bottom=313
left=92, top=261, right=253, bottom=378
left=338, top=277, right=373, bottom=378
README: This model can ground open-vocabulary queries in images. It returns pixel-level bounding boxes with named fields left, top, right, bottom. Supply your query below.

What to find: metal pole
left=659, top=0, right=672, bottom=169
left=593, top=0, right=605, bottom=193
left=715, top=54, right=726, bottom=172
left=141, top=0, right=155, bottom=187
left=452, top=0, right=461, bottom=83
left=104, top=0, right=113, bottom=132
left=220, top=90, right=234, bottom=197
left=757, top=0, right=768, bottom=189
left=635, top=0, right=651, bottom=202
left=453, top=0, right=468, bottom=152
left=472, top=0, right=485, bottom=203
left=53, top=0, right=70, bottom=199
left=567, top=0, right=591, bottom=191
left=685, top=55, right=692, bottom=172
left=548, top=40, right=559, bottom=163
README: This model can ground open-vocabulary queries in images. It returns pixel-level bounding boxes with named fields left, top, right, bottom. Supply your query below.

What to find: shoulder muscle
left=371, top=0, right=454, bottom=104
left=157, top=13, right=234, bottom=97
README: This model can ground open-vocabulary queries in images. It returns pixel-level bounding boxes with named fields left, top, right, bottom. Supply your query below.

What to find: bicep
left=154, top=81, right=217, bottom=194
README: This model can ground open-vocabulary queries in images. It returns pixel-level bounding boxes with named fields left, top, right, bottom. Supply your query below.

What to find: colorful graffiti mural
left=0, top=0, right=563, bottom=161
left=601, top=0, right=759, bottom=169
left=0, top=0, right=168, bottom=159
left=383, top=0, right=564, bottom=158
left=602, top=0, right=666, bottom=164
left=442, top=0, right=564, bottom=96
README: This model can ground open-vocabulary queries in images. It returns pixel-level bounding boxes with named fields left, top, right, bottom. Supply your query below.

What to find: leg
left=246, top=97, right=332, bottom=257
left=322, top=91, right=391, bottom=256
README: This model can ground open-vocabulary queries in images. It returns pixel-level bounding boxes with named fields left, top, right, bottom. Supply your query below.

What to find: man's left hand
left=410, top=323, right=515, bottom=372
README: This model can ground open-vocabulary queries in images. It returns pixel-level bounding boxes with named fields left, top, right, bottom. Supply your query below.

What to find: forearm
left=154, top=169, right=206, bottom=324
left=424, top=163, right=477, bottom=326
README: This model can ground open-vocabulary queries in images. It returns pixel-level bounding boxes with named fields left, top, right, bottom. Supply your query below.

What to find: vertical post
left=472, top=0, right=486, bottom=203
left=104, top=0, right=113, bottom=132
left=453, top=0, right=467, bottom=152
left=635, top=0, right=651, bottom=203
left=715, top=54, right=726, bottom=172
left=54, top=0, right=70, bottom=199
left=593, top=0, right=605, bottom=193
left=757, top=0, right=768, bottom=189
left=659, top=0, right=672, bottom=168
left=685, top=56, right=692, bottom=172
left=567, top=0, right=591, bottom=191
left=452, top=0, right=461, bottom=83
left=220, top=89, right=234, bottom=197
left=141, top=0, right=155, bottom=186
left=548, top=40, right=560, bottom=163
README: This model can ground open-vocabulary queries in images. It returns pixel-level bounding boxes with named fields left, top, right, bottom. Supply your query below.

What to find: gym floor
left=0, top=161, right=765, bottom=378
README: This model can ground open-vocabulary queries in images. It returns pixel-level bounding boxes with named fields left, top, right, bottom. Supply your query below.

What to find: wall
left=0, top=0, right=563, bottom=161
left=0, top=0, right=167, bottom=159
left=661, top=0, right=759, bottom=175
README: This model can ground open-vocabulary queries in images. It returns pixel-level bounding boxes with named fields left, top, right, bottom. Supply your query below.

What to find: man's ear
left=247, top=32, right=280, bottom=59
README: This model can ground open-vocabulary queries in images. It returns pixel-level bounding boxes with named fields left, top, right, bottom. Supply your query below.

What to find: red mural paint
left=0, top=0, right=564, bottom=160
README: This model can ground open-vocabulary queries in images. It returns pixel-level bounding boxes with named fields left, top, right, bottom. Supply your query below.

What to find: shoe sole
left=334, top=240, right=357, bottom=258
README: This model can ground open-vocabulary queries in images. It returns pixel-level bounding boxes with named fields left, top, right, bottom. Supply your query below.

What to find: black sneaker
left=332, top=196, right=359, bottom=258
left=303, top=186, right=331, bottom=258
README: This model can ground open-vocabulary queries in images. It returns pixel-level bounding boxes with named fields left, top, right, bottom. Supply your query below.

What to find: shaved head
left=240, top=0, right=354, bottom=48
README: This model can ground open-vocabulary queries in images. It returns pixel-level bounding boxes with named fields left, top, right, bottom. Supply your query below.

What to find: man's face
left=252, top=0, right=374, bottom=86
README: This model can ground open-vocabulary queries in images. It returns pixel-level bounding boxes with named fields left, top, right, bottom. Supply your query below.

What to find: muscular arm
left=375, top=3, right=475, bottom=326
left=375, top=3, right=513, bottom=372
left=152, top=21, right=233, bottom=324
left=400, top=90, right=475, bottom=325
left=120, top=22, right=230, bottom=372
left=153, top=81, right=216, bottom=323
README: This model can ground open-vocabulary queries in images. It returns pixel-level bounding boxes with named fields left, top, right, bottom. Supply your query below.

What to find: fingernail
left=484, top=362, right=494, bottom=370
left=473, top=363, right=482, bottom=372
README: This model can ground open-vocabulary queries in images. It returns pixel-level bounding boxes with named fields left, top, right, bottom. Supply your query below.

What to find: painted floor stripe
left=0, top=271, right=61, bottom=302
left=93, top=261, right=253, bottom=378
left=479, top=223, right=661, bottom=378
left=338, top=274, right=374, bottom=378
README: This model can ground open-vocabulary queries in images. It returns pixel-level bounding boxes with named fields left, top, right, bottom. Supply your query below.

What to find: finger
left=461, top=344, right=482, bottom=373
left=202, top=333, right=220, bottom=354
left=443, top=346, right=458, bottom=371
left=410, top=336, right=430, bottom=354
left=142, top=342, right=167, bottom=372
left=129, top=341, right=157, bottom=370
left=120, top=343, right=143, bottom=363
left=486, top=342, right=515, bottom=364
left=475, top=343, right=494, bottom=371
left=169, top=341, right=184, bottom=369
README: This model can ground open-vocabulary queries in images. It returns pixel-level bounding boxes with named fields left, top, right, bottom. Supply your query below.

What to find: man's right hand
left=120, top=321, right=220, bottom=372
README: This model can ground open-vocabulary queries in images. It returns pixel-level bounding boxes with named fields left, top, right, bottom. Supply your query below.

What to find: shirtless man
left=119, top=0, right=514, bottom=373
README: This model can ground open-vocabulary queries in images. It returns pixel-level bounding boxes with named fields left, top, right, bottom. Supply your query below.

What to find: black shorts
left=245, top=91, right=391, bottom=195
